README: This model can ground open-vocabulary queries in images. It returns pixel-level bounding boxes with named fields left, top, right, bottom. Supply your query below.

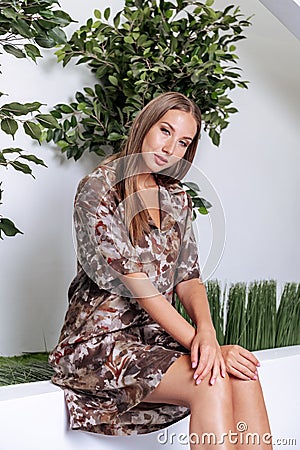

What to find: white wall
left=195, top=0, right=300, bottom=284
left=259, top=0, right=300, bottom=40
left=0, top=0, right=299, bottom=355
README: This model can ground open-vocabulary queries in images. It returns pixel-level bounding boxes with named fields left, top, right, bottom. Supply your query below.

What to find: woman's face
left=140, top=109, right=197, bottom=173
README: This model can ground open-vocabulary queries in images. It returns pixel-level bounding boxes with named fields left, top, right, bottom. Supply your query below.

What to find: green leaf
left=23, top=121, right=42, bottom=142
left=59, top=104, right=74, bottom=113
left=35, top=114, right=60, bottom=129
left=108, top=75, right=118, bottom=86
left=210, top=128, right=221, bottom=146
left=57, top=140, right=69, bottom=150
left=1, top=102, right=39, bottom=116
left=113, top=11, right=121, bottom=28
left=104, top=7, right=111, bottom=21
left=24, top=44, right=42, bottom=61
left=0, top=218, right=23, bottom=239
left=35, top=35, right=56, bottom=48
left=12, top=18, right=32, bottom=38
left=2, top=148, right=22, bottom=155
left=206, top=0, right=214, bottom=6
left=124, top=36, right=134, bottom=44
left=183, top=182, right=201, bottom=192
left=2, top=8, right=18, bottom=20
left=198, top=206, right=209, bottom=215
left=23, top=102, right=43, bottom=113
left=70, top=115, right=77, bottom=127
left=3, top=45, right=26, bottom=59
left=94, top=9, right=102, bottom=19
left=48, top=27, right=67, bottom=44
left=19, top=154, right=47, bottom=167
left=226, top=107, right=238, bottom=114
left=10, top=161, right=33, bottom=176
left=107, top=132, right=124, bottom=141
left=83, top=87, right=94, bottom=96
left=0, top=152, right=6, bottom=164
left=1, top=118, right=18, bottom=137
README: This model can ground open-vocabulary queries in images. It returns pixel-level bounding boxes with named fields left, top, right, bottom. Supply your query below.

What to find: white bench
left=0, top=346, right=299, bottom=450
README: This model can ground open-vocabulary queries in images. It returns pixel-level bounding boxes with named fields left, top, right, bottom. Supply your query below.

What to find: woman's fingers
left=190, top=340, right=199, bottom=369
left=228, top=353, right=257, bottom=376
left=239, top=346, right=260, bottom=367
left=221, top=345, right=259, bottom=379
left=228, top=360, right=258, bottom=380
left=193, top=344, right=217, bottom=384
left=220, top=355, right=227, bottom=378
left=209, top=355, right=223, bottom=385
left=227, top=366, right=254, bottom=381
left=193, top=346, right=210, bottom=384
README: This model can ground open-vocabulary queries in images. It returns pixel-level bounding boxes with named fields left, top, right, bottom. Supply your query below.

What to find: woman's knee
left=229, top=372, right=264, bottom=399
left=188, top=372, right=233, bottom=410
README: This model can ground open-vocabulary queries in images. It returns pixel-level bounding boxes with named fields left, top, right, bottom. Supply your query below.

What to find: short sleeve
left=73, top=168, right=144, bottom=295
left=174, top=193, right=201, bottom=286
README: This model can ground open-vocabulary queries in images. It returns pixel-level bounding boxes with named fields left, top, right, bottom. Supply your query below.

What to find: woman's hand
left=191, top=328, right=226, bottom=386
left=221, top=344, right=260, bottom=381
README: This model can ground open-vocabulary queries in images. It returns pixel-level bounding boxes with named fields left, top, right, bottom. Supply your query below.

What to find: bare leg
left=143, top=354, right=236, bottom=450
left=229, top=375, right=273, bottom=449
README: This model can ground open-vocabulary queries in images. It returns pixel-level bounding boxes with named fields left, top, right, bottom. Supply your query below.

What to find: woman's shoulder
left=78, top=158, right=118, bottom=190
left=74, top=158, right=119, bottom=205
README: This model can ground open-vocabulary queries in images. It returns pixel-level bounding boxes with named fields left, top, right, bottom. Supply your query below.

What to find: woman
left=49, top=92, right=272, bottom=448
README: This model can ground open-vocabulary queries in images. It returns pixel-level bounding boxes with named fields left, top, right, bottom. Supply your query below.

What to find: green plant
left=276, top=283, right=300, bottom=347
left=225, top=282, right=247, bottom=347
left=0, top=0, right=73, bottom=238
left=246, top=280, right=277, bottom=351
left=0, top=352, right=53, bottom=386
left=50, top=0, right=251, bottom=161
left=39, top=0, right=252, bottom=217
left=178, top=279, right=299, bottom=351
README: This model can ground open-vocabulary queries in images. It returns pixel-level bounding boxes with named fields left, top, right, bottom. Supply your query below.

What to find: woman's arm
left=122, top=272, right=225, bottom=385
left=122, top=272, right=196, bottom=349
left=175, top=277, right=214, bottom=332
left=175, top=277, right=226, bottom=383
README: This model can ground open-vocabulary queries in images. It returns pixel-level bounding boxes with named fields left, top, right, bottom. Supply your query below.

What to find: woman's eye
left=161, top=127, right=170, bottom=135
left=179, top=140, right=188, bottom=148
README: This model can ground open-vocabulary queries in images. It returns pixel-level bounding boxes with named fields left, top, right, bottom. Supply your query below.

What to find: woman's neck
left=136, top=172, right=158, bottom=189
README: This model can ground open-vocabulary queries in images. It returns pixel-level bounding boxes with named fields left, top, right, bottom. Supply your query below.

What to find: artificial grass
left=0, top=352, right=54, bottom=386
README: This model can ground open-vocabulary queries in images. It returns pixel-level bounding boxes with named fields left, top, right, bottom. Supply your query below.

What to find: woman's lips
left=154, top=154, right=168, bottom=165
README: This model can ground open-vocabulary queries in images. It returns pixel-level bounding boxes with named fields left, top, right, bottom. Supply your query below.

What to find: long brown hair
left=101, top=92, right=202, bottom=245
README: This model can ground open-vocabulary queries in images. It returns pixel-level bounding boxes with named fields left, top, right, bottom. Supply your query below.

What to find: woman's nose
left=163, top=138, right=176, bottom=154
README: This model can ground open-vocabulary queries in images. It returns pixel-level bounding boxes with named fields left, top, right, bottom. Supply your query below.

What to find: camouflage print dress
left=49, top=159, right=200, bottom=436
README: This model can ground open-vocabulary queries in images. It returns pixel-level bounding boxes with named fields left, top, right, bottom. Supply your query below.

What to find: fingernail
left=257, top=362, right=261, bottom=367
left=222, top=370, right=226, bottom=378
left=192, top=361, right=196, bottom=369
left=210, top=379, right=215, bottom=385
left=193, top=373, right=198, bottom=380
left=196, top=379, right=201, bottom=385
left=253, top=375, right=257, bottom=380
